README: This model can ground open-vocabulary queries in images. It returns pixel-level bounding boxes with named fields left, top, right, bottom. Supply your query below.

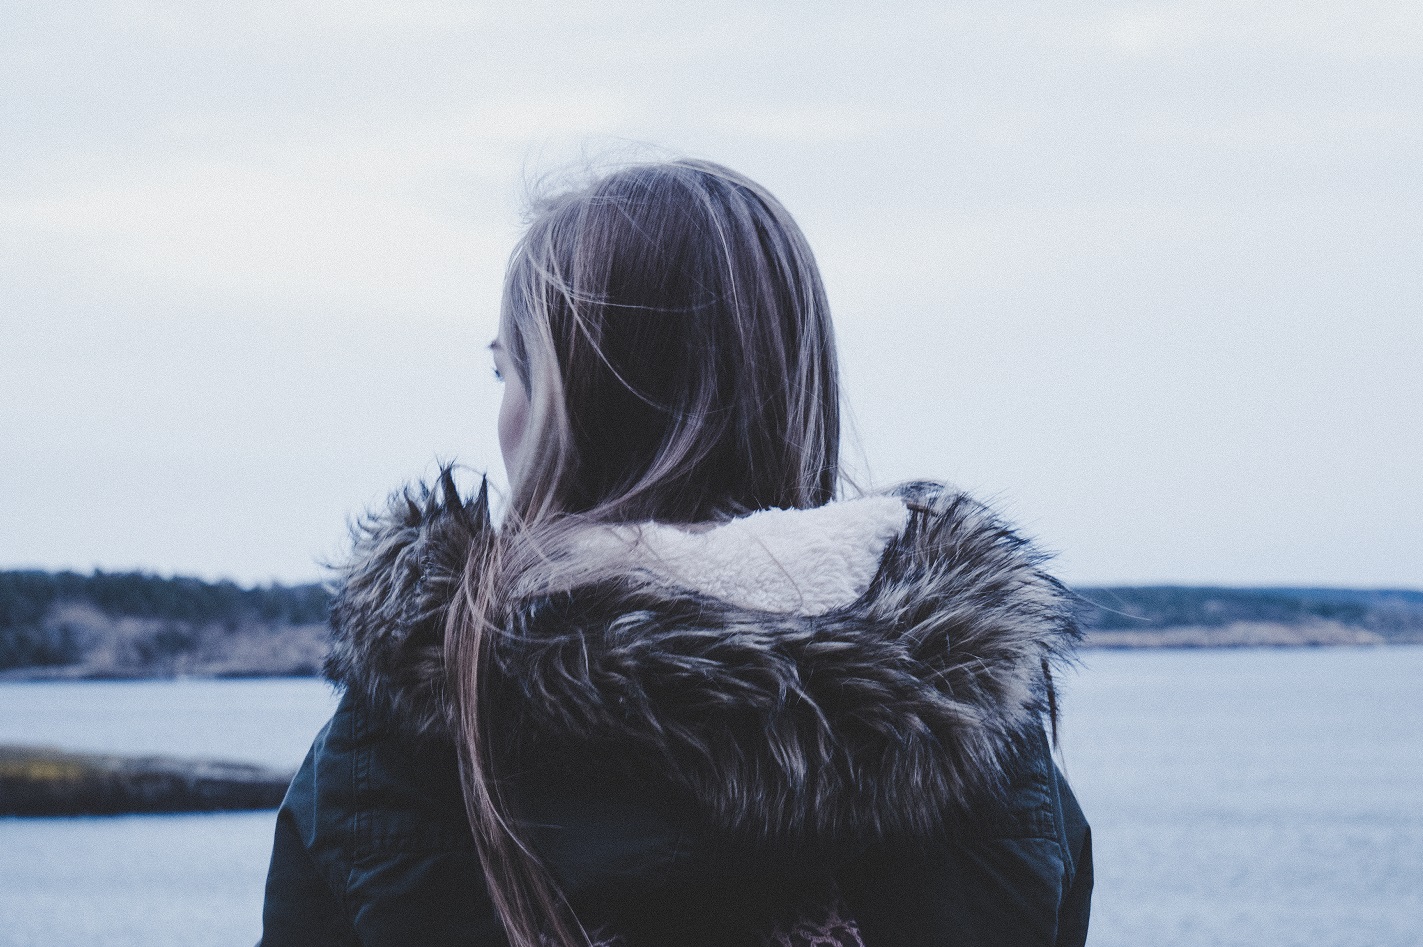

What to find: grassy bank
left=0, top=744, right=293, bottom=816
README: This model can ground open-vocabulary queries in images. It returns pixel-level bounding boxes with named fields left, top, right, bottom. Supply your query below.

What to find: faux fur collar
left=324, top=471, right=1080, bottom=841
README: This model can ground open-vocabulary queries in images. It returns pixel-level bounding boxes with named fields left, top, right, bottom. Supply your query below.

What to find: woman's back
left=259, top=159, right=1091, bottom=946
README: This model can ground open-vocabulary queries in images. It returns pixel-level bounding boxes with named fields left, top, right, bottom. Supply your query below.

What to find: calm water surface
left=0, top=677, right=340, bottom=769
left=1, top=648, right=1420, bottom=947
left=1063, top=646, right=1423, bottom=947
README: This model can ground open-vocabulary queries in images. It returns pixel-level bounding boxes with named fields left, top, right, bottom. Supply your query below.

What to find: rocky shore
left=0, top=744, right=293, bottom=816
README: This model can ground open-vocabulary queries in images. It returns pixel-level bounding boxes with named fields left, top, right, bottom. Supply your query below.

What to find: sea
left=1, top=647, right=1421, bottom=947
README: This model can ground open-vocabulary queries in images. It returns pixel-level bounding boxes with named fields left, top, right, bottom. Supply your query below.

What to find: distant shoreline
left=2, top=631, right=1420, bottom=684
left=4, top=570, right=1422, bottom=680
left=0, top=666, right=325, bottom=683
left=1084, top=622, right=1422, bottom=649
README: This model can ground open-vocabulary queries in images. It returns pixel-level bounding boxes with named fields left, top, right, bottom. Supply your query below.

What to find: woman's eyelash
left=492, top=365, right=503, bottom=382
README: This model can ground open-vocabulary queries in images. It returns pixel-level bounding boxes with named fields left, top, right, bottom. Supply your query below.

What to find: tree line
left=0, top=570, right=327, bottom=671
left=3, top=569, right=1421, bottom=672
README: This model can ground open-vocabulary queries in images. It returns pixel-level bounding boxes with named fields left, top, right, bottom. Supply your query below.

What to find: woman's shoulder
left=285, top=689, right=473, bottom=861
left=268, top=690, right=509, bottom=947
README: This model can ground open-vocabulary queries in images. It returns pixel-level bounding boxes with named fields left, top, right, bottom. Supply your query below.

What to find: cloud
left=1076, top=1, right=1423, bottom=59
left=3, top=0, right=1422, bottom=585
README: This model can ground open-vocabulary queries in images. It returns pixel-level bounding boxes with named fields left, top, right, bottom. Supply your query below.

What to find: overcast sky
left=3, top=0, right=1420, bottom=588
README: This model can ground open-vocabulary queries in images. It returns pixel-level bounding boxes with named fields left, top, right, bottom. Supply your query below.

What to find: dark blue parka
left=260, top=480, right=1092, bottom=947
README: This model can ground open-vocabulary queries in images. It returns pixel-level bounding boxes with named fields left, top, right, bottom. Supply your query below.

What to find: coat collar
left=323, top=470, right=1080, bottom=841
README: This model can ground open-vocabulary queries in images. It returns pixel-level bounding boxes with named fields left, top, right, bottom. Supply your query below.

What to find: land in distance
left=3, top=570, right=1420, bottom=681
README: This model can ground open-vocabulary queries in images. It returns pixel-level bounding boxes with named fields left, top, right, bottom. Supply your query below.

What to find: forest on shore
left=3, top=569, right=1422, bottom=679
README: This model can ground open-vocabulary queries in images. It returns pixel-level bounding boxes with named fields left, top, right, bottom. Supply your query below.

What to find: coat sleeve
left=259, top=690, right=510, bottom=947
left=259, top=801, right=362, bottom=947
left=258, top=716, right=361, bottom=947
left=1052, top=765, right=1093, bottom=947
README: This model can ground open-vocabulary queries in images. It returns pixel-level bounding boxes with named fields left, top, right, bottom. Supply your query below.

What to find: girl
left=260, top=159, right=1092, bottom=947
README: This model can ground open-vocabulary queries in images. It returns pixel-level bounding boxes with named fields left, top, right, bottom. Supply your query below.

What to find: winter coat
left=259, top=477, right=1093, bottom=947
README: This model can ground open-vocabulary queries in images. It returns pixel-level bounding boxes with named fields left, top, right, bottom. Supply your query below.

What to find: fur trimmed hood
left=324, top=471, right=1080, bottom=842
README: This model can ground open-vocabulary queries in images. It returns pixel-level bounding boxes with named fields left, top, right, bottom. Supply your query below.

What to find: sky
left=2, top=0, right=1420, bottom=589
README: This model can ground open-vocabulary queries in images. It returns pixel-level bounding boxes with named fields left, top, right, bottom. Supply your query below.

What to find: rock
left=0, top=745, right=294, bottom=816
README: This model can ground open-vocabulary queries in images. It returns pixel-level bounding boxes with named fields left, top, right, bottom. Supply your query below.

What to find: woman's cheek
left=499, top=379, right=530, bottom=485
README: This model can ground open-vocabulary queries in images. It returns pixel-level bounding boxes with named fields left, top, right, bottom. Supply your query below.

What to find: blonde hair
left=447, top=159, right=843, bottom=947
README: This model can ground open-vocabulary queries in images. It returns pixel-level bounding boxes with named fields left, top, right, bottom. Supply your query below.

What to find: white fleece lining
left=602, top=496, right=911, bottom=617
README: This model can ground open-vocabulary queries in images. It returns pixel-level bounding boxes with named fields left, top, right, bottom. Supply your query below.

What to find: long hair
left=446, top=159, right=843, bottom=947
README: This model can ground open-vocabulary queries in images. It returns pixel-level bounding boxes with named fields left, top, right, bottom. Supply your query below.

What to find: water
left=0, top=812, right=278, bottom=947
left=1, top=649, right=1420, bottom=947
left=1062, top=646, right=1423, bottom=947
left=0, top=678, right=341, bottom=770
left=0, top=679, right=339, bottom=947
